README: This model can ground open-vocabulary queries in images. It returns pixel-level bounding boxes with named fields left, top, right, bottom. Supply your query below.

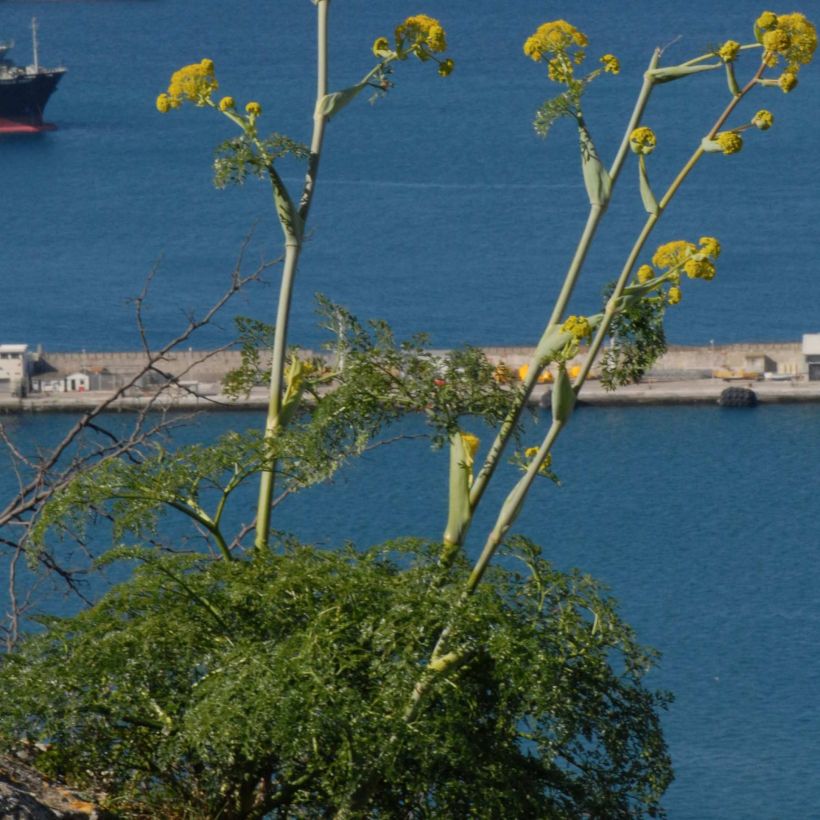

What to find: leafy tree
left=0, top=541, right=671, bottom=818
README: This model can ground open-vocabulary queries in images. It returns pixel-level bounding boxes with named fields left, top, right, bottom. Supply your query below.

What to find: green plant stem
left=462, top=50, right=660, bottom=532
left=299, top=0, right=330, bottom=222
left=465, top=419, right=562, bottom=593
left=254, top=0, right=330, bottom=554
left=168, top=499, right=232, bottom=560
left=463, top=57, right=770, bottom=592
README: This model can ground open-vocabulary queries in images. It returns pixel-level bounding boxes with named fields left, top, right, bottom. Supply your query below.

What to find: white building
left=0, top=344, right=30, bottom=397
left=802, top=334, right=820, bottom=381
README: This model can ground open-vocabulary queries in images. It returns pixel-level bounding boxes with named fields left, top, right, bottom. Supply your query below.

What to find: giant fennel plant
left=0, top=6, right=816, bottom=819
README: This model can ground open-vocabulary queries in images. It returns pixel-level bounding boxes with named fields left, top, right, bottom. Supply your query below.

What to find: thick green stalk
left=463, top=50, right=660, bottom=529
left=465, top=56, right=770, bottom=590
left=254, top=0, right=330, bottom=553
left=254, top=240, right=300, bottom=552
left=299, top=0, right=330, bottom=222
left=465, top=418, right=562, bottom=593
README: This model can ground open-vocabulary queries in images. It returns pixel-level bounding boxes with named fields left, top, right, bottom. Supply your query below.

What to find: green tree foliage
left=0, top=540, right=672, bottom=818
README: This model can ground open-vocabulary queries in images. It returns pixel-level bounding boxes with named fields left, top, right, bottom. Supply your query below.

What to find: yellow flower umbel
left=438, top=58, right=455, bottom=77
left=636, top=264, right=655, bottom=284
left=524, top=20, right=588, bottom=62
left=719, top=40, right=742, bottom=62
left=756, top=11, right=779, bottom=30
left=523, top=20, right=588, bottom=84
left=752, top=109, right=774, bottom=129
left=218, top=96, right=235, bottom=112
left=600, top=53, right=620, bottom=74
left=755, top=11, right=817, bottom=73
left=524, top=447, right=553, bottom=477
left=159, top=59, right=219, bottom=110
left=629, top=126, right=657, bottom=155
left=395, top=14, right=447, bottom=56
left=698, top=236, right=721, bottom=259
left=683, top=258, right=717, bottom=280
left=682, top=237, right=720, bottom=280
left=561, top=315, right=593, bottom=342
left=648, top=237, right=719, bottom=303
left=652, top=240, right=696, bottom=270
left=716, top=131, right=743, bottom=154
left=778, top=71, right=798, bottom=92
left=389, top=14, right=453, bottom=76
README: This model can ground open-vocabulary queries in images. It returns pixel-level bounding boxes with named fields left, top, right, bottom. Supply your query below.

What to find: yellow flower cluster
left=629, top=126, right=657, bottom=155
left=756, top=11, right=778, bottom=29
left=752, top=109, right=774, bottom=129
left=600, top=53, right=620, bottom=74
left=652, top=240, right=696, bottom=270
left=523, top=21, right=588, bottom=86
left=386, top=14, right=453, bottom=76
left=547, top=56, right=573, bottom=82
left=755, top=11, right=817, bottom=73
left=699, top=236, right=721, bottom=258
left=561, top=315, right=592, bottom=341
left=762, top=28, right=791, bottom=53
left=778, top=71, right=798, bottom=92
left=716, top=131, right=743, bottom=154
left=718, top=40, right=742, bottom=62
left=524, top=447, right=553, bottom=475
left=682, top=237, right=720, bottom=280
left=157, top=59, right=219, bottom=112
left=245, top=101, right=262, bottom=117
left=438, top=58, right=455, bottom=77
left=218, top=96, right=235, bottom=112
left=395, top=14, right=447, bottom=54
left=524, top=19, right=588, bottom=62
left=683, top=258, right=716, bottom=280
left=645, top=237, right=719, bottom=304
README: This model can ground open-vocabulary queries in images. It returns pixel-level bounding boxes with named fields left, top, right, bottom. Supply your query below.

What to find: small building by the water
left=0, top=344, right=30, bottom=397
left=803, top=334, right=820, bottom=381
left=30, top=366, right=119, bottom=393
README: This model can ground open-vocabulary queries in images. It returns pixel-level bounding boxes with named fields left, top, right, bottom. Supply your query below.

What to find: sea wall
left=43, top=349, right=249, bottom=383
left=481, top=342, right=806, bottom=376
left=38, top=341, right=808, bottom=384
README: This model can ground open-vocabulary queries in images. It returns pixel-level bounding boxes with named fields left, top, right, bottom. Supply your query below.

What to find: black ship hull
left=0, top=68, right=65, bottom=127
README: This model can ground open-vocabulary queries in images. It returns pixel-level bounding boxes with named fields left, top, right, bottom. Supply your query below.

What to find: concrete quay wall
left=1, top=341, right=813, bottom=413
left=482, top=341, right=806, bottom=376
left=41, top=341, right=806, bottom=382
left=43, top=349, right=249, bottom=383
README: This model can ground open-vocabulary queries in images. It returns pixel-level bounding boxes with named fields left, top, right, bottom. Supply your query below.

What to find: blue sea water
left=1, top=0, right=819, bottom=350
left=2, top=1, right=820, bottom=817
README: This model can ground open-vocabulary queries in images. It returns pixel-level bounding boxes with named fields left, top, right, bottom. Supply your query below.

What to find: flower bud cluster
left=637, top=237, right=721, bottom=305
left=718, top=40, right=742, bottom=62
left=156, top=59, right=218, bottom=112
left=524, top=447, right=553, bottom=477
left=629, top=126, right=656, bottom=155
left=755, top=11, right=817, bottom=79
left=374, top=14, right=454, bottom=77
left=523, top=20, right=620, bottom=88
left=561, top=315, right=593, bottom=342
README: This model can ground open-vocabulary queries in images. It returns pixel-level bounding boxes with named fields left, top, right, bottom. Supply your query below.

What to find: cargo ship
left=0, top=19, right=66, bottom=133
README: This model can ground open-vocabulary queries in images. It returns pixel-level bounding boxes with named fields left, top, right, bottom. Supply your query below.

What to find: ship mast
left=31, top=17, right=39, bottom=71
